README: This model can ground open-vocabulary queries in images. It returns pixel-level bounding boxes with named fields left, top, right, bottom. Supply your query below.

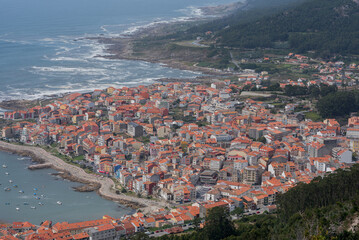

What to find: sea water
left=0, top=0, right=238, bottom=100
left=0, top=151, right=133, bottom=224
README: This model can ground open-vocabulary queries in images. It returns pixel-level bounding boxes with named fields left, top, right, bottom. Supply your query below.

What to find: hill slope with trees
left=214, top=0, right=359, bottom=57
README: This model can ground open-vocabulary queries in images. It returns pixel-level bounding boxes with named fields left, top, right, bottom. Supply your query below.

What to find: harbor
left=0, top=151, right=133, bottom=224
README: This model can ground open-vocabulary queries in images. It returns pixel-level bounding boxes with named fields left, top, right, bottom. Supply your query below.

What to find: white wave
left=0, top=38, right=32, bottom=45
left=55, top=46, right=73, bottom=55
left=177, top=6, right=204, bottom=17
left=40, top=38, right=55, bottom=42
left=50, top=57, right=88, bottom=62
left=31, top=66, right=108, bottom=76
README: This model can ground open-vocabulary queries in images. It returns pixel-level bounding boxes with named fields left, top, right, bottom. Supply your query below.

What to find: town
left=1, top=54, right=359, bottom=240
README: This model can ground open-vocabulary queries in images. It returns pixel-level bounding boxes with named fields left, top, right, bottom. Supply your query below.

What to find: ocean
left=0, top=0, right=238, bottom=101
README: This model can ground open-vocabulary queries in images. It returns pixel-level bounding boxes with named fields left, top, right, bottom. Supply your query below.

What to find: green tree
left=204, top=206, right=236, bottom=240
left=231, top=207, right=244, bottom=217
left=130, top=232, right=150, bottom=240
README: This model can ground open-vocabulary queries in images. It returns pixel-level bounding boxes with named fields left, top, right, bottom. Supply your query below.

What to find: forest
left=214, top=0, right=359, bottom=57
left=316, top=90, right=359, bottom=118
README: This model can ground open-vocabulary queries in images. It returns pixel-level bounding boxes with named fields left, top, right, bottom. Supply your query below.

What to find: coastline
left=94, top=1, right=246, bottom=78
left=0, top=141, right=172, bottom=214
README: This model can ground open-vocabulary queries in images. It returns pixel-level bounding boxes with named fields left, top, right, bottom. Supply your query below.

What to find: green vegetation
left=157, top=206, right=235, bottom=240
left=305, top=111, right=322, bottom=122
left=215, top=0, right=359, bottom=57
left=317, top=91, right=359, bottom=118
left=156, top=165, right=359, bottom=239
left=283, top=84, right=337, bottom=97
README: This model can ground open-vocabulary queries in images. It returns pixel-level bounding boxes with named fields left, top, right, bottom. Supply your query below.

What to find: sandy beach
left=0, top=141, right=172, bottom=214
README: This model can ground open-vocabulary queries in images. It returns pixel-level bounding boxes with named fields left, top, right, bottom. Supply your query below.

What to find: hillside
left=149, top=165, right=359, bottom=240
left=215, top=0, right=359, bottom=57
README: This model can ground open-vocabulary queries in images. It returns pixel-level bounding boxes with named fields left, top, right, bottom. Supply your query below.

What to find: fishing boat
left=57, top=201, right=62, bottom=205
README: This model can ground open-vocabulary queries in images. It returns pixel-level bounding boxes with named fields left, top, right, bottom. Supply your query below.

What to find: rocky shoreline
left=93, top=1, right=246, bottom=78
left=0, top=141, right=172, bottom=213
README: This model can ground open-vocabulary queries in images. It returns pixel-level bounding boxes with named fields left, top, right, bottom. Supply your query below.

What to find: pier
left=27, top=163, right=53, bottom=170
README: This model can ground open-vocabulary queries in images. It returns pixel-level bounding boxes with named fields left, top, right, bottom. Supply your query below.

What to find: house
left=127, top=123, right=143, bottom=137
left=157, top=126, right=171, bottom=138
left=85, top=224, right=116, bottom=240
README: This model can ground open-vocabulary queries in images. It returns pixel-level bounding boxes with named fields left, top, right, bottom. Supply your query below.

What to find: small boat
left=33, top=188, right=38, bottom=191
left=16, top=207, right=20, bottom=211
left=5, top=202, right=10, bottom=205
left=4, top=187, right=11, bottom=191
left=38, top=202, right=43, bottom=205
left=19, top=190, right=24, bottom=193
left=2, top=164, right=7, bottom=168
left=5, top=172, right=9, bottom=175
left=33, top=193, right=37, bottom=195
left=9, top=180, right=13, bottom=183
left=57, top=201, right=62, bottom=205
left=30, top=206, right=36, bottom=209
left=13, top=185, right=18, bottom=188
left=23, top=202, right=29, bottom=205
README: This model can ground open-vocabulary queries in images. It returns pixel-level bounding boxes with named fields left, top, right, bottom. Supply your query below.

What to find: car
left=257, top=211, right=260, bottom=214
left=151, top=232, right=154, bottom=234
left=155, top=230, right=160, bottom=233
left=144, top=231, right=151, bottom=235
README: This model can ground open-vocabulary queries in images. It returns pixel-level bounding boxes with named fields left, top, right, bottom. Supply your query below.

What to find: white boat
left=9, top=180, right=13, bottom=183
left=16, top=207, right=20, bottom=211
left=5, top=172, right=9, bottom=175
left=57, top=201, right=62, bottom=205
left=2, top=164, right=7, bottom=168
left=19, top=190, right=24, bottom=193
left=38, top=202, right=43, bottom=205
left=30, top=206, right=36, bottom=209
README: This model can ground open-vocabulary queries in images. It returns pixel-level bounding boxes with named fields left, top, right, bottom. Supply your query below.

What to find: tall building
left=242, top=166, right=261, bottom=185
